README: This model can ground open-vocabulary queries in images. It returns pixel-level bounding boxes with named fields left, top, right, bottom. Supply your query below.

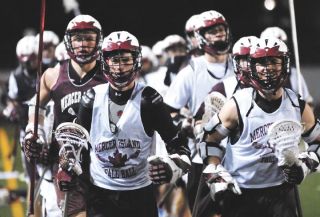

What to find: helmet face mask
left=249, top=37, right=290, bottom=95
left=64, top=15, right=103, bottom=65
left=102, top=31, right=141, bottom=90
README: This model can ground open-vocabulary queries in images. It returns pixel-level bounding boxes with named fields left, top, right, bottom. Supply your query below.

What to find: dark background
left=1, top=0, right=320, bottom=68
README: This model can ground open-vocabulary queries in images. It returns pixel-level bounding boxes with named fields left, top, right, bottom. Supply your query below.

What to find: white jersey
left=90, top=82, right=153, bottom=190
left=224, top=88, right=301, bottom=188
left=164, top=55, right=234, bottom=116
left=222, top=75, right=239, bottom=99
left=144, top=66, right=169, bottom=96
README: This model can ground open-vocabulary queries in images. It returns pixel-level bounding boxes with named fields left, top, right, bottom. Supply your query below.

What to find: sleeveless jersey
left=222, top=76, right=239, bottom=99
left=50, top=60, right=106, bottom=129
left=90, top=82, right=153, bottom=190
left=224, top=88, right=301, bottom=188
left=164, top=55, right=234, bottom=116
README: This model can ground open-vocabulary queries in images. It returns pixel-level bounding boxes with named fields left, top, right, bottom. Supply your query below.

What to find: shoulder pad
left=80, top=88, right=96, bottom=108
left=142, top=86, right=163, bottom=105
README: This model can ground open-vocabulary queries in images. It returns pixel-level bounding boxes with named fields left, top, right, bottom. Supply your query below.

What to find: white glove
left=147, top=154, right=191, bottom=184
left=203, top=164, right=241, bottom=201
left=298, top=151, right=320, bottom=172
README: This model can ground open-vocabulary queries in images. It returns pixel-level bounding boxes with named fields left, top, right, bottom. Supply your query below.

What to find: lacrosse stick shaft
left=63, top=192, right=69, bottom=217
left=28, top=0, right=46, bottom=215
left=289, top=0, right=303, bottom=97
left=157, top=184, right=176, bottom=208
left=34, top=166, right=49, bottom=201
left=294, top=185, right=303, bottom=217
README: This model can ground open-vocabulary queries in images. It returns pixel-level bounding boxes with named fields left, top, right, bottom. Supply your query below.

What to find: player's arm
left=76, top=88, right=95, bottom=132
left=202, top=98, right=238, bottom=165
left=141, top=86, right=191, bottom=184
left=23, top=68, right=58, bottom=162
left=300, top=102, right=320, bottom=171
left=199, top=98, right=242, bottom=197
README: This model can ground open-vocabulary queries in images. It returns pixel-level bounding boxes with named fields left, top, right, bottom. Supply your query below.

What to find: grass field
left=0, top=120, right=319, bottom=217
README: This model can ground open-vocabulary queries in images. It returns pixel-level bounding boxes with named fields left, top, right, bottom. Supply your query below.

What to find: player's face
left=42, top=44, right=56, bottom=63
left=70, top=31, right=97, bottom=56
left=203, top=24, right=226, bottom=43
left=107, top=52, right=135, bottom=74
left=254, top=57, right=283, bottom=81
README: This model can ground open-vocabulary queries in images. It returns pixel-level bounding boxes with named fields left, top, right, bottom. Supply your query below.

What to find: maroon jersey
left=50, top=60, right=107, bottom=129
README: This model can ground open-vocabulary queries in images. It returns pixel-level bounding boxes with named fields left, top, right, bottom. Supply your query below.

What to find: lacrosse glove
left=147, top=154, right=191, bottom=185
left=202, top=164, right=241, bottom=201
left=23, top=124, right=46, bottom=162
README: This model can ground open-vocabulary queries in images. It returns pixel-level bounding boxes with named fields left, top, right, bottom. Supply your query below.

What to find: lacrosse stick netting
left=267, top=120, right=303, bottom=167
left=201, top=91, right=227, bottom=126
left=55, top=122, right=90, bottom=175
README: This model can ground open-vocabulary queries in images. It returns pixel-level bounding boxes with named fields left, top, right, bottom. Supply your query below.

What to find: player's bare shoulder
left=42, top=64, right=60, bottom=90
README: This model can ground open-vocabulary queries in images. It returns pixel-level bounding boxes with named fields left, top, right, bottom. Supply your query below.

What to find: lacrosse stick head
left=55, top=122, right=90, bottom=176
left=267, top=120, right=303, bottom=167
left=55, top=122, right=90, bottom=150
left=202, top=91, right=227, bottom=125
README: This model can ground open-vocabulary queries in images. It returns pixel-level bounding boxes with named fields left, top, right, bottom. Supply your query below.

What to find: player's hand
left=203, top=164, right=241, bottom=201
left=56, top=168, right=77, bottom=191
left=148, top=154, right=191, bottom=184
left=39, top=145, right=51, bottom=166
left=280, top=164, right=305, bottom=185
left=23, top=131, right=44, bottom=162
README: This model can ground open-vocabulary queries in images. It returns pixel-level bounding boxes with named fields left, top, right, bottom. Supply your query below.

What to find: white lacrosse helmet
left=194, top=10, right=231, bottom=55
left=260, top=26, right=288, bottom=43
left=16, top=35, right=37, bottom=63
left=162, top=34, right=187, bottom=51
left=64, top=14, right=103, bottom=64
left=185, top=14, right=202, bottom=53
left=141, top=45, right=158, bottom=68
left=232, top=36, right=258, bottom=84
left=102, top=31, right=142, bottom=89
left=249, top=37, right=290, bottom=94
left=36, top=30, right=60, bottom=47
left=152, top=40, right=166, bottom=56
left=185, top=14, right=199, bottom=34
left=55, top=41, right=70, bottom=62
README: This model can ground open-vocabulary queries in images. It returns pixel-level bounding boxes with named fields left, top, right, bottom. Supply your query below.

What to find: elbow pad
left=302, top=119, right=320, bottom=143
left=198, top=141, right=225, bottom=161
left=141, top=86, right=163, bottom=107
left=204, top=114, right=231, bottom=137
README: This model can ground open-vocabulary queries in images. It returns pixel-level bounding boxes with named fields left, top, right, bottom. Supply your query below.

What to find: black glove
left=38, top=145, right=51, bottom=166
left=281, top=164, right=305, bottom=185
left=23, top=131, right=43, bottom=162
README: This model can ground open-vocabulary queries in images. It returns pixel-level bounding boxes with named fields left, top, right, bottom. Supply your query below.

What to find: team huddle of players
left=2, top=8, right=320, bottom=217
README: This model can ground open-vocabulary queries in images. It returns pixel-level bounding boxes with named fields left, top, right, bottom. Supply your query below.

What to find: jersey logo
left=60, top=91, right=82, bottom=113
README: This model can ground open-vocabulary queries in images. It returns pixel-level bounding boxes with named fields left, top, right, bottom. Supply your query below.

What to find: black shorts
left=193, top=172, right=300, bottom=217
left=87, top=184, right=158, bottom=217
left=186, top=162, right=203, bottom=212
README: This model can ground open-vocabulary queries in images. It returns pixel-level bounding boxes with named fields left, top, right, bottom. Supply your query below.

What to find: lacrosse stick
left=55, top=122, right=89, bottom=216
left=201, top=91, right=227, bottom=127
left=194, top=91, right=227, bottom=158
left=267, top=119, right=303, bottom=217
left=267, top=120, right=303, bottom=167
left=55, top=122, right=90, bottom=176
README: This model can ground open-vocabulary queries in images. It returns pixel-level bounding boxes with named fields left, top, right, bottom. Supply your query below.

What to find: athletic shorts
left=87, top=184, right=159, bottom=217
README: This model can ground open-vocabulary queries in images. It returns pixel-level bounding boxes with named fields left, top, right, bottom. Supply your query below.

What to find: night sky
left=1, top=0, right=320, bottom=68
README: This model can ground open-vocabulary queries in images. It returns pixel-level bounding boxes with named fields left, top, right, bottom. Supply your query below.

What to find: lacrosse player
left=75, top=31, right=191, bottom=217
left=194, top=37, right=320, bottom=217
left=163, top=10, right=234, bottom=211
left=23, top=14, right=107, bottom=217
left=260, top=26, right=313, bottom=105
left=192, top=36, right=257, bottom=216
